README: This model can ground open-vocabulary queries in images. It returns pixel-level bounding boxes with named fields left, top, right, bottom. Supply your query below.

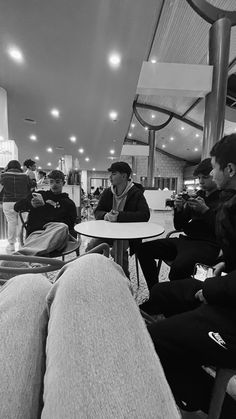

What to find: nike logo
left=208, top=331, right=227, bottom=350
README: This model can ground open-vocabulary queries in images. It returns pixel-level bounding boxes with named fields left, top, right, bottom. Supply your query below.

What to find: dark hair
left=210, top=134, right=236, bottom=170
left=6, top=160, right=22, bottom=171
left=48, top=170, right=65, bottom=181
left=24, top=159, right=36, bottom=168
left=108, top=161, right=132, bottom=178
left=193, top=158, right=212, bottom=177
left=38, top=170, right=46, bottom=176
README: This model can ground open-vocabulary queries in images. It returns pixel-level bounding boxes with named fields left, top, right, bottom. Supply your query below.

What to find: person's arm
left=67, top=201, right=77, bottom=231
left=117, top=193, right=150, bottom=222
left=173, top=204, right=191, bottom=230
left=14, top=194, right=33, bottom=212
left=94, top=190, right=112, bottom=220
left=199, top=270, right=236, bottom=307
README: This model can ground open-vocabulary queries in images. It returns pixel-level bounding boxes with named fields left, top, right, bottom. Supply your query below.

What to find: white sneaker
left=6, top=244, right=15, bottom=254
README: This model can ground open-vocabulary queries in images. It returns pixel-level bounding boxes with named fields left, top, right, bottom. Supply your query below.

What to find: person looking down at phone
left=136, top=158, right=220, bottom=289
left=1, top=170, right=77, bottom=263
left=139, top=134, right=236, bottom=418
left=86, top=161, right=150, bottom=277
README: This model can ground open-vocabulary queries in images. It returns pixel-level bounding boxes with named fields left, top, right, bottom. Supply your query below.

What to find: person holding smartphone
left=136, top=158, right=220, bottom=290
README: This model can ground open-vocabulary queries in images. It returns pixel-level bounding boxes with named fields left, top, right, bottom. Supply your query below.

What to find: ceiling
left=0, top=0, right=236, bottom=171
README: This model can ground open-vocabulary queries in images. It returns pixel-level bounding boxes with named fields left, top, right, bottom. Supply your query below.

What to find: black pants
left=144, top=279, right=236, bottom=417
left=136, top=236, right=220, bottom=290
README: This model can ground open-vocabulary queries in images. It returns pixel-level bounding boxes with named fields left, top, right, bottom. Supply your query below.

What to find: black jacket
left=94, top=184, right=150, bottom=222
left=173, top=189, right=220, bottom=245
left=14, top=190, right=77, bottom=235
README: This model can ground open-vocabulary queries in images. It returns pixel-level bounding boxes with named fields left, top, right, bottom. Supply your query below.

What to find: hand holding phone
left=193, top=263, right=214, bottom=281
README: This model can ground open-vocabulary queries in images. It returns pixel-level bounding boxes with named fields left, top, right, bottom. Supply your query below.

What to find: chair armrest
left=166, top=229, right=183, bottom=238
left=86, top=243, right=110, bottom=258
left=0, top=254, right=65, bottom=274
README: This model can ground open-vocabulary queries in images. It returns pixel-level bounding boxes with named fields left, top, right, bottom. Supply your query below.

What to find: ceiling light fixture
left=151, top=58, right=157, bottom=64
left=85, top=157, right=90, bottom=162
left=34, top=156, right=39, bottom=160
left=181, top=126, right=185, bottom=131
left=38, top=166, right=42, bottom=170
left=195, top=133, right=200, bottom=138
left=194, top=147, right=198, bottom=151
left=7, top=46, right=24, bottom=63
left=109, top=110, right=118, bottom=121
left=151, top=114, right=156, bottom=119
left=92, top=168, right=96, bottom=171
left=47, top=147, right=53, bottom=152
left=128, top=132, right=132, bottom=137
left=162, top=144, right=166, bottom=148
left=70, top=136, right=76, bottom=142
left=47, top=162, right=52, bottom=166
left=78, top=148, right=84, bottom=154
left=110, top=149, right=115, bottom=154
left=29, top=134, right=37, bottom=141
left=50, top=108, right=60, bottom=118
left=145, top=126, right=148, bottom=131
left=108, top=52, right=121, bottom=68
left=131, top=123, right=135, bottom=128
left=170, top=137, right=174, bottom=141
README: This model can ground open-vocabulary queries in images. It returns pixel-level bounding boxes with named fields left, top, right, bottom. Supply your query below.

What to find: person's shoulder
left=129, top=183, right=145, bottom=196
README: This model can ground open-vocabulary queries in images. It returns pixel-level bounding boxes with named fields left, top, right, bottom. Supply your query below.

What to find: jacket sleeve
left=173, top=206, right=191, bottom=230
left=117, top=193, right=150, bottom=222
left=202, top=270, right=236, bottom=307
left=14, top=194, right=33, bottom=212
left=66, top=201, right=77, bottom=231
left=94, top=190, right=112, bottom=220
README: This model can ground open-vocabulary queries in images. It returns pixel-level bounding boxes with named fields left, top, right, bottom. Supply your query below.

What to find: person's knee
left=4, top=274, right=51, bottom=305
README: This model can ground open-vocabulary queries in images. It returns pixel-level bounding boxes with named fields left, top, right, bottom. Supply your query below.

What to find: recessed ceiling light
left=47, top=162, right=52, bottom=166
left=78, top=148, right=84, bottom=154
left=7, top=46, right=24, bottom=63
left=151, top=114, right=156, bottom=119
left=170, top=137, right=174, bottom=141
left=85, top=157, right=90, bottom=162
left=131, top=123, right=135, bottom=129
left=162, top=144, right=166, bottom=148
left=50, top=108, right=60, bottom=118
left=181, top=126, right=185, bottom=130
left=195, top=133, right=200, bottom=138
left=108, top=53, right=121, bottom=68
left=29, top=134, right=37, bottom=141
left=70, top=136, right=76, bottom=142
left=109, top=110, right=118, bottom=121
left=92, top=168, right=96, bottom=171
left=56, top=166, right=60, bottom=170
left=0, top=136, right=4, bottom=141
left=234, top=127, right=236, bottom=131
left=194, top=147, right=198, bottom=151
left=38, top=166, right=42, bottom=170
left=47, top=147, right=53, bottom=152
left=145, top=126, right=148, bottom=131
left=151, top=58, right=157, bottom=64
left=34, top=156, right=39, bottom=160
left=128, top=132, right=132, bottom=137
left=110, top=149, right=115, bottom=154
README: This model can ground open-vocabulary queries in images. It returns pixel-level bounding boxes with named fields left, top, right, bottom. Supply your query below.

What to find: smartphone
left=193, top=263, right=214, bottom=281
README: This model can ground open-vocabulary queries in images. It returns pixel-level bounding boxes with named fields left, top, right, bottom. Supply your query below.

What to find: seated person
left=86, top=161, right=150, bottom=277
left=23, top=158, right=37, bottom=190
left=13, top=169, right=77, bottom=256
left=37, top=170, right=47, bottom=187
left=0, top=254, right=179, bottom=419
left=141, top=134, right=236, bottom=417
left=136, top=158, right=220, bottom=290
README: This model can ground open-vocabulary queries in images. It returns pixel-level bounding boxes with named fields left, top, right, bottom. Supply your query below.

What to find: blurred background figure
left=37, top=170, right=47, bottom=187
left=0, top=160, right=31, bottom=253
left=23, top=158, right=37, bottom=190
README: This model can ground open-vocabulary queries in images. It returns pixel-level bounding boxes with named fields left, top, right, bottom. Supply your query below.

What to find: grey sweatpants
left=0, top=254, right=179, bottom=419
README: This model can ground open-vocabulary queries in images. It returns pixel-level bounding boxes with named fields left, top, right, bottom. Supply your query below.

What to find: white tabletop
left=75, top=220, right=164, bottom=240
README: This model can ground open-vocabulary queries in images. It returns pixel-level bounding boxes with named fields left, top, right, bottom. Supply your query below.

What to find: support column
left=131, top=156, right=137, bottom=182
left=147, top=130, right=155, bottom=187
left=202, top=17, right=231, bottom=158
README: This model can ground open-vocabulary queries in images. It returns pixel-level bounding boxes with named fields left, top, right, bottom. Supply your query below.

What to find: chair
left=0, top=242, right=110, bottom=284
left=19, top=211, right=81, bottom=261
left=134, top=229, right=182, bottom=289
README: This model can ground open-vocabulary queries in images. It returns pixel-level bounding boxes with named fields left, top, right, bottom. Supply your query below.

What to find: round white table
left=75, top=220, right=164, bottom=267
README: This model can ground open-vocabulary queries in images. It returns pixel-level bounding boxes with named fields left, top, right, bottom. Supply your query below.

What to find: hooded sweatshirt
left=111, top=181, right=134, bottom=212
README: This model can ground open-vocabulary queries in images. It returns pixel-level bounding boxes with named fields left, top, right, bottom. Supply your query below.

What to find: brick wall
left=122, top=151, right=186, bottom=192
